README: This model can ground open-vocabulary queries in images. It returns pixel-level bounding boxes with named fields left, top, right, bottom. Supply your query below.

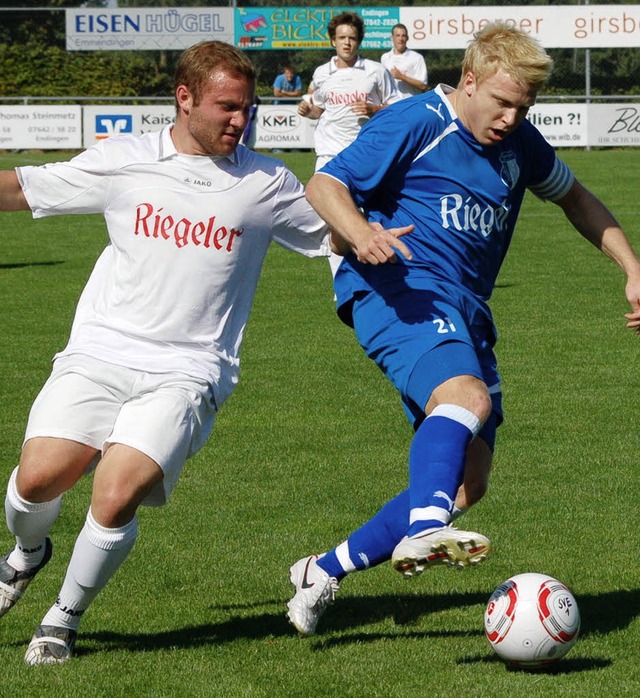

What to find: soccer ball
left=484, top=572, right=580, bottom=668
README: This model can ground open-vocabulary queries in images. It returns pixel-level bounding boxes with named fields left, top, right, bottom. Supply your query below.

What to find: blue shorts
left=350, top=286, right=503, bottom=432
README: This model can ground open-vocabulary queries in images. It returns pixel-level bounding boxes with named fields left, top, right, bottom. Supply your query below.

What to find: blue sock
left=406, top=405, right=479, bottom=537
left=317, top=490, right=409, bottom=580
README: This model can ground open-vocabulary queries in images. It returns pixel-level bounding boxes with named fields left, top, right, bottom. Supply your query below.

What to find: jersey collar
left=330, top=55, right=366, bottom=73
left=160, top=125, right=239, bottom=165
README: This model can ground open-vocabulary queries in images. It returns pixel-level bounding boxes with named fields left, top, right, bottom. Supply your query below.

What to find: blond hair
left=461, top=22, right=553, bottom=90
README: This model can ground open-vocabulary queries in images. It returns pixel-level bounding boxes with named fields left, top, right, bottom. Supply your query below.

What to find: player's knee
left=430, top=375, right=493, bottom=424
left=15, top=462, right=63, bottom=503
left=469, top=388, right=493, bottom=425
left=91, top=478, right=141, bottom=527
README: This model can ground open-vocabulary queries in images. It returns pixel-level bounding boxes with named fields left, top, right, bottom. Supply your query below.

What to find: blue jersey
left=323, top=84, right=574, bottom=322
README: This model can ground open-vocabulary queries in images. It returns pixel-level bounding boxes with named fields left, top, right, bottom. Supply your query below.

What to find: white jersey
left=310, top=56, right=398, bottom=160
left=380, top=48, right=428, bottom=99
left=17, top=126, right=329, bottom=407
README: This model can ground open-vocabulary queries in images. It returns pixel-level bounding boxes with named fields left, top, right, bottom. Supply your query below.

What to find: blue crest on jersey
left=499, top=150, right=520, bottom=190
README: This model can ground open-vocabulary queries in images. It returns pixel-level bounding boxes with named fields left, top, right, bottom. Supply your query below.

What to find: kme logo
left=95, top=114, right=133, bottom=140
left=260, top=111, right=300, bottom=133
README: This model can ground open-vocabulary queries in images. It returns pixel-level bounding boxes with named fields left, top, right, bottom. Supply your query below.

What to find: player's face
left=461, top=68, right=536, bottom=146
left=392, top=28, right=408, bottom=53
left=176, top=70, right=255, bottom=156
left=332, top=24, right=360, bottom=67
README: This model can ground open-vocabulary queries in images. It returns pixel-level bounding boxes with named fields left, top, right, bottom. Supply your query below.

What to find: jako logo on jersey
left=95, top=114, right=133, bottom=140
left=499, top=150, right=520, bottom=190
left=440, top=194, right=511, bottom=238
left=133, top=203, right=243, bottom=251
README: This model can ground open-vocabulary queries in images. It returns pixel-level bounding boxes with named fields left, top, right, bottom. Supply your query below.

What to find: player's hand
left=353, top=222, right=414, bottom=265
left=624, top=279, right=640, bottom=334
left=351, top=101, right=374, bottom=117
left=298, top=100, right=311, bottom=116
left=624, top=304, right=640, bottom=333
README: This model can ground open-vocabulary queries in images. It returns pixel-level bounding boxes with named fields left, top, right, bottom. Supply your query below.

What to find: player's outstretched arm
left=556, top=179, right=640, bottom=333
left=0, top=171, right=29, bottom=211
left=306, top=173, right=413, bottom=265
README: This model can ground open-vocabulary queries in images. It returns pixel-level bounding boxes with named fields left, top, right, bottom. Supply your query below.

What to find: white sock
left=41, top=509, right=138, bottom=631
left=5, top=466, right=61, bottom=571
left=450, top=506, right=466, bottom=522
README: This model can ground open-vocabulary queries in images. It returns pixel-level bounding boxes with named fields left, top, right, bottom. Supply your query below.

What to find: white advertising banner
left=247, top=104, right=317, bottom=150
left=587, top=103, right=640, bottom=146
left=526, top=104, right=588, bottom=147
left=0, top=103, right=636, bottom=150
left=66, top=8, right=234, bottom=51
left=400, top=5, right=640, bottom=49
left=82, top=105, right=175, bottom=148
left=0, top=106, right=82, bottom=149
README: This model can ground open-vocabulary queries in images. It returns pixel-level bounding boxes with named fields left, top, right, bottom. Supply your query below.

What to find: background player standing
left=380, top=23, right=428, bottom=99
left=298, top=11, right=398, bottom=279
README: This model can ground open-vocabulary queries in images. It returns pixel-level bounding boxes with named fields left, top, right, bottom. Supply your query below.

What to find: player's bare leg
left=24, top=445, right=162, bottom=665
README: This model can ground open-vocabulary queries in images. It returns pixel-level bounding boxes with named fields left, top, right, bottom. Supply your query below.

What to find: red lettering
left=227, top=227, right=243, bottom=251
left=203, top=217, right=216, bottom=248
left=191, top=221, right=206, bottom=246
left=160, top=215, right=174, bottom=241
left=133, top=202, right=153, bottom=236
left=174, top=218, right=190, bottom=249
left=132, top=204, right=241, bottom=252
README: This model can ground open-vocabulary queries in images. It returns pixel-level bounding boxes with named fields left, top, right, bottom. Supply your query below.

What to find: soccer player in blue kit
left=286, top=22, right=640, bottom=636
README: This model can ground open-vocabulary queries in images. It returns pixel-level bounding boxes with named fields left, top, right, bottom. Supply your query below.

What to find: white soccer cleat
left=391, top=526, right=491, bottom=578
left=0, top=538, right=52, bottom=618
left=24, top=625, right=77, bottom=666
left=286, top=554, right=339, bottom=636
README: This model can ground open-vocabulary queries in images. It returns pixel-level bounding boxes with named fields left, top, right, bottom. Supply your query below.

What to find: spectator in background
left=298, top=11, right=398, bottom=279
left=381, top=23, right=428, bottom=99
left=273, top=65, right=303, bottom=104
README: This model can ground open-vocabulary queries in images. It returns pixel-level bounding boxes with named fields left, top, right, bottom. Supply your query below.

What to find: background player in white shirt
left=298, top=11, right=398, bottom=278
left=0, top=41, right=328, bottom=665
left=380, top=23, right=429, bottom=99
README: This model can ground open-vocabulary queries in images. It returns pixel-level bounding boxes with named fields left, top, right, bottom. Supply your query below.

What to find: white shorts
left=24, top=354, right=217, bottom=506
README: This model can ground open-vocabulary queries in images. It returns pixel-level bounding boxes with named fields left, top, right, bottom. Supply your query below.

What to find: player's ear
left=462, top=72, right=476, bottom=96
left=176, top=85, right=194, bottom=115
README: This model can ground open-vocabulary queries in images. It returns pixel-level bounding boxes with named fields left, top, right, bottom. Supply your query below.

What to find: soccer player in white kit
left=0, top=41, right=329, bottom=665
left=298, top=11, right=398, bottom=278
left=380, top=23, right=429, bottom=99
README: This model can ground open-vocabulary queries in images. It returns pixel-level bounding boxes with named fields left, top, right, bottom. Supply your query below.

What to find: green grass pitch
left=0, top=147, right=639, bottom=696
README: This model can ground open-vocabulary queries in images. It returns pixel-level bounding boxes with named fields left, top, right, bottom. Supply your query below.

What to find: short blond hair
left=461, top=22, right=553, bottom=90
